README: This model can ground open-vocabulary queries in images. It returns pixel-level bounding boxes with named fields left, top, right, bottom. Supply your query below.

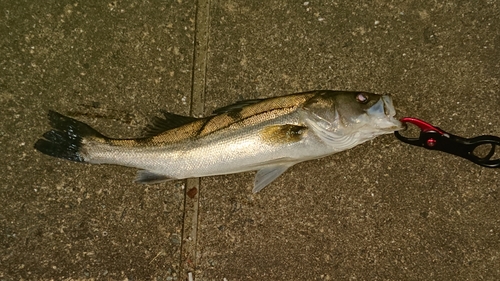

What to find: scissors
left=394, top=117, right=500, bottom=168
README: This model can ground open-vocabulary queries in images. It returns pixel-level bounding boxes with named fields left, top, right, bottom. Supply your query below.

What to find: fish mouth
left=381, top=95, right=397, bottom=118
left=366, top=95, right=404, bottom=131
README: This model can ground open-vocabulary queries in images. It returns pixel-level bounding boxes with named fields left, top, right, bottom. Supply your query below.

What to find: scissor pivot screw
left=426, top=138, right=437, bottom=147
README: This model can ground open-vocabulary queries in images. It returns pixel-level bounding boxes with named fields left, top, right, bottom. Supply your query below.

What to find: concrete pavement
left=1, top=0, right=499, bottom=280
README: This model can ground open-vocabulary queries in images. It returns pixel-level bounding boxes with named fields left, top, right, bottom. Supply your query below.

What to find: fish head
left=336, top=91, right=403, bottom=133
left=302, top=91, right=403, bottom=138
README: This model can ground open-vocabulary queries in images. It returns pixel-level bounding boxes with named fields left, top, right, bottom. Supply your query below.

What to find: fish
left=34, top=90, right=403, bottom=193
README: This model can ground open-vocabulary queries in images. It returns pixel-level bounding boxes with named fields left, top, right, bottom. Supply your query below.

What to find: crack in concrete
left=180, top=0, right=211, bottom=279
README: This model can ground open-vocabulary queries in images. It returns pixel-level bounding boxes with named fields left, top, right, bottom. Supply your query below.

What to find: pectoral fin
left=253, top=165, right=292, bottom=193
left=135, top=170, right=174, bottom=184
left=260, top=124, right=308, bottom=145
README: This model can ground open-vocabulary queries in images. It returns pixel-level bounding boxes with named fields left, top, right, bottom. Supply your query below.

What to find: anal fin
left=253, top=165, right=293, bottom=193
left=135, top=170, right=174, bottom=184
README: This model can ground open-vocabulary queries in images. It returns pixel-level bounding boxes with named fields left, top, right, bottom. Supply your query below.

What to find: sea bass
left=35, top=90, right=402, bottom=192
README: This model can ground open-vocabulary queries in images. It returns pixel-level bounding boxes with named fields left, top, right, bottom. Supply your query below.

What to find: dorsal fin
left=212, top=99, right=264, bottom=115
left=143, top=110, right=198, bottom=137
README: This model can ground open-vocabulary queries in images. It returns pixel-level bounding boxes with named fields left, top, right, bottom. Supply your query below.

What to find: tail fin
left=34, top=110, right=105, bottom=162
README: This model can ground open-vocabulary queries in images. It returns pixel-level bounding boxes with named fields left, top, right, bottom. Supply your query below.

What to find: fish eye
left=356, top=93, right=369, bottom=104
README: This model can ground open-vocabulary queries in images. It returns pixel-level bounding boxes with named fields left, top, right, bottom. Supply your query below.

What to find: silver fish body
left=35, top=90, right=402, bottom=192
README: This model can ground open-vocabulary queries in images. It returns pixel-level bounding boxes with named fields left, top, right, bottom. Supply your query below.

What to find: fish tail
left=34, top=110, right=106, bottom=162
